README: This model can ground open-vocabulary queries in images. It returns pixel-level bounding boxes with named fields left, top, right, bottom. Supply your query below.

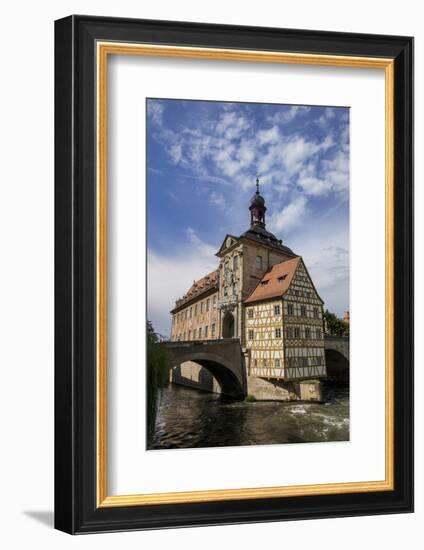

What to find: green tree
left=323, top=309, right=349, bottom=337
left=146, top=320, right=170, bottom=447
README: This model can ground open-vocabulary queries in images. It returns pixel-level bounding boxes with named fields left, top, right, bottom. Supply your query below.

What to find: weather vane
left=255, top=173, right=260, bottom=193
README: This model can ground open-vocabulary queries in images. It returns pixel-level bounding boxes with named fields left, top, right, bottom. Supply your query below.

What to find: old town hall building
left=170, top=179, right=326, bottom=398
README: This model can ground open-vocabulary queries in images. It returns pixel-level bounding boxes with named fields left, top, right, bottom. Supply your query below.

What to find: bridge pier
left=246, top=376, right=322, bottom=402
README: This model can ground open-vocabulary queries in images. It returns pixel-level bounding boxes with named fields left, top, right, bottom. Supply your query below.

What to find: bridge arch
left=165, top=340, right=246, bottom=398
left=324, top=335, right=349, bottom=383
left=324, top=349, right=349, bottom=383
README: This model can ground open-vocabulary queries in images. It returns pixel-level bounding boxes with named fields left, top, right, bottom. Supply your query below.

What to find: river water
left=149, top=383, right=349, bottom=450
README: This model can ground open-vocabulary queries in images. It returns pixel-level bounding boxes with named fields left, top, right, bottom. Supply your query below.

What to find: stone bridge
left=164, top=338, right=247, bottom=398
left=165, top=335, right=349, bottom=399
left=324, top=335, right=349, bottom=382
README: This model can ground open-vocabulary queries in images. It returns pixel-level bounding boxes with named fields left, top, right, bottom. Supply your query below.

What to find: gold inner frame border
left=96, top=42, right=395, bottom=508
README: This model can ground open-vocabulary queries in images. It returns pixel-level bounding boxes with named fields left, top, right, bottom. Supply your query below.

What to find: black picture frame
left=55, top=15, right=414, bottom=534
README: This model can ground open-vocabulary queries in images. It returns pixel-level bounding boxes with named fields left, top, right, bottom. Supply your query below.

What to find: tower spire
left=249, top=176, right=266, bottom=229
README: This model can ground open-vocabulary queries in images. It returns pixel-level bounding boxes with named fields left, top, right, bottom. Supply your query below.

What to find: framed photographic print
left=54, top=15, right=413, bottom=533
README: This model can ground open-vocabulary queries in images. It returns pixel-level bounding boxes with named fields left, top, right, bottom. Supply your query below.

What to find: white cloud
left=216, top=111, right=250, bottom=140
left=236, top=139, right=256, bottom=165
left=182, top=173, right=229, bottom=186
left=269, top=195, right=308, bottom=233
left=147, top=229, right=218, bottom=336
left=169, top=143, right=183, bottom=164
left=267, top=105, right=311, bottom=125
left=296, top=161, right=330, bottom=196
left=294, top=141, right=348, bottom=197
left=185, top=227, right=213, bottom=253
left=289, top=218, right=349, bottom=316
left=305, top=245, right=349, bottom=315
left=209, top=191, right=226, bottom=210
left=258, top=135, right=333, bottom=179
left=283, top=137, right=320, bottom=175
left=297, top=174, right=329, bottom=196
left=322, top=150, right=349, bottom=194
left=257, top=126, right=280, bottom=145
left=148, top=166, right=164, bottom=175
left=147, top=101, right=164, bottom=126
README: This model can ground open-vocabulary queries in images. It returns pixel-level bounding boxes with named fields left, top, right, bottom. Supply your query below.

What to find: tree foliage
left=323, top=309, right=349, bottom=337
left=147, top=320, right=170, bottom=447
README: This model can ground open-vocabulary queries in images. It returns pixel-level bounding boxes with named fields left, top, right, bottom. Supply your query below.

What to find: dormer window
left=277, top=274, right=287, bottom=283
left=260, top=279, right=269, bottom=286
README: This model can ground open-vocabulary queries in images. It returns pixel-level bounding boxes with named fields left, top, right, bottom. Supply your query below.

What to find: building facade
left=170, top=178, right=326, bottom=386
left=171, top=271, right=219, bottom=342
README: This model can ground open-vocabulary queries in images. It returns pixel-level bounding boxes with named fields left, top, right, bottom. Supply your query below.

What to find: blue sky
left=147, top=99, right=349, bottom=336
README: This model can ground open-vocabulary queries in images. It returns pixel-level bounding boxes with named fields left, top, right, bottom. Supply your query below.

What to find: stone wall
left=247, top=376, right=322, bottom=402
left=170, top=361, right=222, bottom=394
left=246, top=375, right=295, bottom=400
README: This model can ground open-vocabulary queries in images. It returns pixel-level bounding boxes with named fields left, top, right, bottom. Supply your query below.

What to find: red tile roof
left=244, top=257, right=301, bottom=304
left=172, top=269, right=219, bottom=311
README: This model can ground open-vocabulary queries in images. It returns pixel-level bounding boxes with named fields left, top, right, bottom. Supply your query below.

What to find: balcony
left=218, top=295, right=238, bottom=311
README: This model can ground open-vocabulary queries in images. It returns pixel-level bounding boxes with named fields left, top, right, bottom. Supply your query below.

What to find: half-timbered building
left=244, top=256, right=326, bottom=380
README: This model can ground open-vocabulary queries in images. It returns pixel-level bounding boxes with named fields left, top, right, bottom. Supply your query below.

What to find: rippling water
left=149, top=383, right=349, bottom=450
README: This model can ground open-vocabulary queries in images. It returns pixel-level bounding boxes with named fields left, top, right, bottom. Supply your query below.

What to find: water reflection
left=149, top=383, right=349, bottom=450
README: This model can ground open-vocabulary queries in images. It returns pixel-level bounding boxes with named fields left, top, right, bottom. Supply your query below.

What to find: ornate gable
left=216, top=234, right=239, bottom=257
